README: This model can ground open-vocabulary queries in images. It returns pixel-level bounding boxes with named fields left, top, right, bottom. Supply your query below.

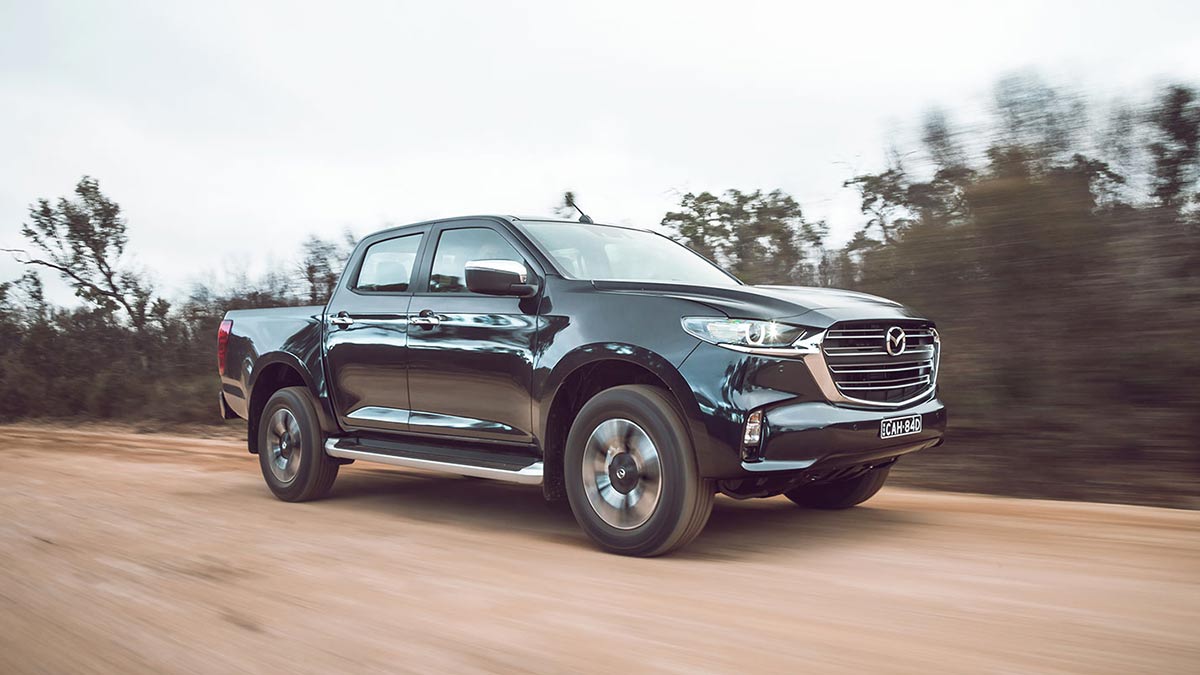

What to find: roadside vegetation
left=2, top=74, right=1198, bottom=507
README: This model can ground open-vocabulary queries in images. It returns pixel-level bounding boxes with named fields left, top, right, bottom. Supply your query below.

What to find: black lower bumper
left=743, top=396, right=947, bottom=474
left=219, top=390, right=238, bottom=420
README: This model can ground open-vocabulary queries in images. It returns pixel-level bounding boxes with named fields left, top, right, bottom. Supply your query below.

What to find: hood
left=590, top=281, right=926, bottom=328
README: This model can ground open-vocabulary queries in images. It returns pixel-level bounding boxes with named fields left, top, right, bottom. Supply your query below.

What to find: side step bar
left=324, top=439, right=543, bottom=485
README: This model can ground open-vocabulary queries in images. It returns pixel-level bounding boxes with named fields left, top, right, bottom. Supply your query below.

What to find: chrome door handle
left=329, top=314, right=354, bottom=327
left=411, top=309, right=441, bottom=328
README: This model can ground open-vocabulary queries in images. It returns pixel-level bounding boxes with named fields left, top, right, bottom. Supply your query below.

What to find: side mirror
left=465, top=259, right=538, bottom=297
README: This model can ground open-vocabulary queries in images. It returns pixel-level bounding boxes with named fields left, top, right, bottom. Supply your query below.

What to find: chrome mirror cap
left=464, top=259, right=536, bottom=297
left=465, top=259, right=527, bottom=283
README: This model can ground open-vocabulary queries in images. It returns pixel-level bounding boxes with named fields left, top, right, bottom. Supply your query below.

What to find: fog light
left=743, top=410, right=763, bottom=446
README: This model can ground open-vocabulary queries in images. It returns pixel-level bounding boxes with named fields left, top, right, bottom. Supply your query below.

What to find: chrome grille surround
left=820, top=320, right=939, bottom=407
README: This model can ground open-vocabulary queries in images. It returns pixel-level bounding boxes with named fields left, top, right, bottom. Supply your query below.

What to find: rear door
left=323, top=228, right=427, bottom=432
left=405, top=221, right=541, bottom=444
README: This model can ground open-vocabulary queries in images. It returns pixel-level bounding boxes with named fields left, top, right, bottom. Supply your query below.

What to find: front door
left=405, top=223, right=539, bottom=444
left=324, top=229, right=426, bottom=432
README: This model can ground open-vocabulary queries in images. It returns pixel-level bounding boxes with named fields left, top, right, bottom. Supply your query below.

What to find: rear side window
left=428, top=228, right=523, bottom=293
left=354, top=233, right=422, bottom=292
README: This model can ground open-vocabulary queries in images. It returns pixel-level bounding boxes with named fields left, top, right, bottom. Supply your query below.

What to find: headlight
left=681, top=317, right=809, bottom=350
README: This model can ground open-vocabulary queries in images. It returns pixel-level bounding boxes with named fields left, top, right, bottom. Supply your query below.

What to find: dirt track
left=1, top=424, right=1197, bottom=674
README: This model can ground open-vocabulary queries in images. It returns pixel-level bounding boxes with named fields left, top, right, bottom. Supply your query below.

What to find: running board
left=324, top=439, right=543, bottom=485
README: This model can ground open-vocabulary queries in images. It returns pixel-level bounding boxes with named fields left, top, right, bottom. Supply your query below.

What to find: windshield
left=519, top=221, right=741, bottom=286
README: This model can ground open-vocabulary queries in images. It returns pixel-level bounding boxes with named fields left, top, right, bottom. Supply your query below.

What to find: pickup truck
left=218, top=215, right=946, bottom=556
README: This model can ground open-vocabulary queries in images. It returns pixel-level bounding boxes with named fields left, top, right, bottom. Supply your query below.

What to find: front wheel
left=784, top=466, right=891, bottom=509
left=257, top=386, right=339, bottom=502
left=564, top=385, right=713, bottom=557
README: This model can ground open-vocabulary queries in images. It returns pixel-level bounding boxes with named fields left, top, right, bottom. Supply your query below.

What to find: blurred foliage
left=664, top=189, right=828, bottom=285
left=2, top=75, right=1197, bottom=506
left=662, top=76, right=1200, bottom=507
left=0, top=177, right=355, bottom=423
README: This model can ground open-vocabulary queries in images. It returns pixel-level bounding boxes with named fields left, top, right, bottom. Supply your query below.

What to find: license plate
left=880, top=414, right=922, bottom=439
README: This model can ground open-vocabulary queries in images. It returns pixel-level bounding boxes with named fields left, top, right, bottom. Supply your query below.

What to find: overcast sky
left=2, top=0, right=1198, bottom=303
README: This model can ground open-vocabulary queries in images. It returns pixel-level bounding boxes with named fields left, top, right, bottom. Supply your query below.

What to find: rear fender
left=248, top=351, right=339, bottom=435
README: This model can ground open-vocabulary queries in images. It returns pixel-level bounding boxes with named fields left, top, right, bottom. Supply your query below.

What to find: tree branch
left=2, top=247, right=135, bottom=317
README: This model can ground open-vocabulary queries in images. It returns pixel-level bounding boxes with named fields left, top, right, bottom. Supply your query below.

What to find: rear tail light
left=217, top=319, right=233, bottom=375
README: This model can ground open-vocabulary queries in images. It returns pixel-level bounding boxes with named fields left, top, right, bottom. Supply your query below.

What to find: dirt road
left=1, top=424, right=1197, bottom=674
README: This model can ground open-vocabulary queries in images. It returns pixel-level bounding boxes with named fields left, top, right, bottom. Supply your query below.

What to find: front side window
left=429, top=228, right=523, bottom=293
left=354, top=233, right=422, bottom=292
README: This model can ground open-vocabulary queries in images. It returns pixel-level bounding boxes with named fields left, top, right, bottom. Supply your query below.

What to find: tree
left=8, top=176, right=162, bottom=330
left=662, top=191, right=726, bottom=262
left=843, top=162, right=913, bottom=246
left=8, top=271, right=48, bottom=325
left=662, top=189, right=826, bottom=285
left=298, top=230, right=357, bottom=304
left=1147, top=85, right=1200, bottom=215
left=991, top=72, right=1088, bottom=175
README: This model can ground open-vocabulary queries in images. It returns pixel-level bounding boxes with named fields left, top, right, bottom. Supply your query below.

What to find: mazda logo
left=616, top=467, right=627, bottom=479
left=885, top=326, right=907, bottom=356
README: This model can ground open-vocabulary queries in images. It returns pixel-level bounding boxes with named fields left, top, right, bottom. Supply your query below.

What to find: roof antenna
left=566, top=192, right=594, bottom=224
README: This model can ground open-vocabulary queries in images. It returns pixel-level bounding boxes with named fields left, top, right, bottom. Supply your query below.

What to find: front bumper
left=678, top=340, right=946, bottom=478
left=744, top=396, right=946, bottom=473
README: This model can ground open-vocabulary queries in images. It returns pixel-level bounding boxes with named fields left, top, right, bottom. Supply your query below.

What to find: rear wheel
left=258, top=386, right=339, bottom=502
left=784, top=466, right=890, bottom=509
left=564, top=385, right=713, bottom=556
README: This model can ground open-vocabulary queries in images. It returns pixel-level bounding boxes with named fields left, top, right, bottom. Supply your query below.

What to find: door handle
left=410, top=309, right=441, bottom=328
left=329, top=312, right=354, bottom=328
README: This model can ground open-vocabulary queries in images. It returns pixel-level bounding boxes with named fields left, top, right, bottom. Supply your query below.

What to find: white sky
left=2, top=0, right=1198, bottom=304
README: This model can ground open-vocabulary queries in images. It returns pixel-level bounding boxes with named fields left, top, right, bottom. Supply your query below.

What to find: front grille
left=822, top=320, right=938, bottom=405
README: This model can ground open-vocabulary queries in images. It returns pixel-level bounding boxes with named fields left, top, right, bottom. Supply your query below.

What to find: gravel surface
left=1, top=424, right=1197, bottom=674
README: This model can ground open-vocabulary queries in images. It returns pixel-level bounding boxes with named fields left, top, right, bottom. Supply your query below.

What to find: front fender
left=535, top=342, right=731, bottom=476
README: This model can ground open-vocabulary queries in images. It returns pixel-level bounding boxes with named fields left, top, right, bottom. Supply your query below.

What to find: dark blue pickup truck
left=218, top=215, right=946, bottom=555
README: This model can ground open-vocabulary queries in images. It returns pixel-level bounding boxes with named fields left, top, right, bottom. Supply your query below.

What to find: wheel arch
left=536, top=344, right=713, bottom=500
left=246, top=353, right=337, bottom=455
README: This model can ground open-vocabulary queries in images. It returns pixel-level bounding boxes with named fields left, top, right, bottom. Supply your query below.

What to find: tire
left=257, top=386, right=339, bottom=502
left=564, top=385, right=714, bottom=556
left=784, top=466, right=891, bottom=509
